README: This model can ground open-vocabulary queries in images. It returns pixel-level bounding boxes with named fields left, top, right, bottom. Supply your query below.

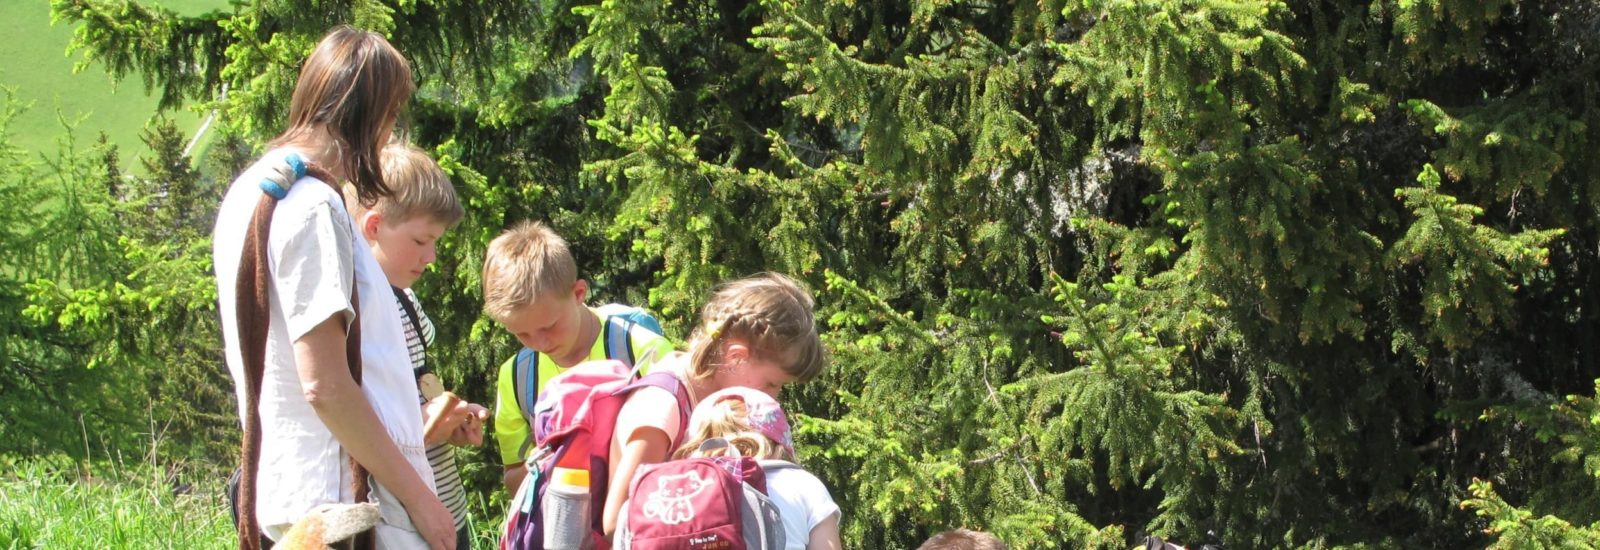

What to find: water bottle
left=542, top=467, right=592, bottom=550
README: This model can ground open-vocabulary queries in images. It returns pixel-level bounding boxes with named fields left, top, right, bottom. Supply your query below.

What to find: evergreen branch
left=824, top=270, right=937, bottom=346
left=1048, top=272, right=1119, bottom=376
left=1391, top=163, right=1565, bottom=346
left=50, top=0, right=230, bottom=109
left=968, top=435, right=1031, bottom=466
left=980, top=355, right=1042, bottom=496
left=760, top=0, right=908, bottom=80
left=1463, top=478, right=1600, bottom=548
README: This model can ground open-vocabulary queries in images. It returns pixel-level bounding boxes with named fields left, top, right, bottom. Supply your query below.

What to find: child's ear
left=359, top=211, right=382, bottom=241
left=723, top=341, right=752, bottom=364
left=572, top=279, right=589, bottom=304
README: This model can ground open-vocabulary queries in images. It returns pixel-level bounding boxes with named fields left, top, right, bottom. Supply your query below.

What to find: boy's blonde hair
left=482, top=221, right=578, bottom=321
left=917, top=529, right=1008, bottom=550
left=673, top=397, right=794, bottom=462
left=686, top=273, right=825, bottom=383
left=345, top=143, right=464, bottom=226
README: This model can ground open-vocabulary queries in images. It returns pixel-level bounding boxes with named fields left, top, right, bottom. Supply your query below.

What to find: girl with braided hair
left=600, top=272, right=829, bottom=539
left=213, top=26, right=454, bottom=550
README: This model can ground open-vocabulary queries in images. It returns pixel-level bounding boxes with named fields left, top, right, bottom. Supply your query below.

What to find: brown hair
left=917, top=529, right=1008, bottom=550
left=481, top=221, right=578, bottom=321
left=351, top=142, right=464, bottom=226
left=270, top=26, right=414, bottom=207
left=686, top=273, right=825, bottom=383
left=673, top=398, right=794, bottom=462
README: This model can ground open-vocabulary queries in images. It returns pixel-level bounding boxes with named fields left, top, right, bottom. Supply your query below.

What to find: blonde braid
left=686, top=273, right=826, bottom=382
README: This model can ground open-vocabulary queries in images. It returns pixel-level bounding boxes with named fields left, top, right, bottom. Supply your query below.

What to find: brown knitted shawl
left=233, top=164, right=374, bottom=550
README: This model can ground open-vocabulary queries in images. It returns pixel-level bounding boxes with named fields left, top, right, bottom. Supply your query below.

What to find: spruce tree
left=45, top=0, right=1600, bottom=547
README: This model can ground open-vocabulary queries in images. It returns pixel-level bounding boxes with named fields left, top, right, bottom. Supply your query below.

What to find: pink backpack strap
left=584, top=371, right=694, bottom=539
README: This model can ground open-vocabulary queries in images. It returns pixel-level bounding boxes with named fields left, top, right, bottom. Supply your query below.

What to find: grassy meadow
left=0, top=455, right=507, bottom=549
left=0, top=457, right=234, bottom=549
left=0, top=0, right=228, bottom=168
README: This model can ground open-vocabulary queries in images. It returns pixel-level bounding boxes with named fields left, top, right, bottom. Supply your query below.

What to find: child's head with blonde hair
left=347, top=142, right=461, bottom=289
left=481, top=220, right=580, bottom=322
left=482, top=221, right=604, bottom=360
left=676, top=387, right=796, bottom=462
left=685, top=273, right=826, bottom=390
left=345, top=143, right=464, bottom=223
left=372, top=143, right=464, bottom=225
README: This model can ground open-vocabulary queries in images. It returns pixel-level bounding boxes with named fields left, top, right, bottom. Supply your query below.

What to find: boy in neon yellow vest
left=481, top=221, right=675, bottom=493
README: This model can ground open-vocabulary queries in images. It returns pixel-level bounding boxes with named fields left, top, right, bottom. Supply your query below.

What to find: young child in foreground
left=602, top=273, right=828, bottom=537
left=481, top=221, right=676, bottom=493
left=676, top=386, right=842, bottom=550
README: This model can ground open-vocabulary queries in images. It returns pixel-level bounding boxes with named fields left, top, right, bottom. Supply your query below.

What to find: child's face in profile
left=500, top=283, right=588, bottom=361
left=370, top=214, right=447, bottom=289
left=717, top=348, right=798, bottom=398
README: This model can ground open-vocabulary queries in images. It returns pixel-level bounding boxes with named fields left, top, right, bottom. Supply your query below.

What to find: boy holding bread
left=355, top=142, right=483, bottom=548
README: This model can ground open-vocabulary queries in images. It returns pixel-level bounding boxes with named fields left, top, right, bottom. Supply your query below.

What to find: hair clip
left=705, top=318, right=726, bottom=340
left=258, top=152, right=308, bottom=199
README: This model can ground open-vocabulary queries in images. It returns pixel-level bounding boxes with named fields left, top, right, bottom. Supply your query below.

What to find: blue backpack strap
left=603, top=313, right=637, bottom=366
left=513, top=347, right=539, bottom=425
left=596, top=303, right=664, bottom=367
left=625, top=308, right=665, bottom=336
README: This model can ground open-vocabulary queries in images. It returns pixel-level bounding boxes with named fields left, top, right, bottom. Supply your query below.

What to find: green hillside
left=0, top=1, right=228, bottom=166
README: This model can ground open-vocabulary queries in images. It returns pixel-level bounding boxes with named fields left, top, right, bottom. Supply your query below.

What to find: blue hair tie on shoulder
left=257, top=152, right=309, bottom=200
left=284, top=152, right=307, bottom=180
left=258, top=177, right=289, bottom=200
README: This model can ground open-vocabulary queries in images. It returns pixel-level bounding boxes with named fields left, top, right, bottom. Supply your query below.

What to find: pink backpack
left=501, top=359, right=690, bottom=550
left=612, top=439, right=788, bottom=550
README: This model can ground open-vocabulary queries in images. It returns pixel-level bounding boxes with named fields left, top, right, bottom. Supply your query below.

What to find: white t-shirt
left=396, top=288, right=468, bottom=530
left=214, top=148, right=434, bottom=529
left=763, top=463, right=840, bottom=550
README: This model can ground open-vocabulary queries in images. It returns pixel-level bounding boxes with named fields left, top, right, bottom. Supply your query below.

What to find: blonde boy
left=483, top=221, right=674, bottom=492
left=351, top=143, right=484, bottom=549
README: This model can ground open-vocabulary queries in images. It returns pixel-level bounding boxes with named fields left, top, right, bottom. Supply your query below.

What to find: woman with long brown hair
left=213, top=26, right=454, bottom=550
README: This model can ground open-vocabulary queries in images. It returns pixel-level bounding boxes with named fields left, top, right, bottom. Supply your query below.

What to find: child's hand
left=421, top=392, right=473, bottom=446
left=446, top=403, right=490, bottom=447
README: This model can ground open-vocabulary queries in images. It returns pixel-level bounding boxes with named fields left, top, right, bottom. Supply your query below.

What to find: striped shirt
left=395, top=287, right=468, bottom=530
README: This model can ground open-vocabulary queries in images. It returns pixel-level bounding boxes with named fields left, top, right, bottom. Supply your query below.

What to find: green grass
left=0, top=454, right=507, bottom=549
left=0, top=0, right=230, bottom=169
left=0, top=456, right=234, bottom=549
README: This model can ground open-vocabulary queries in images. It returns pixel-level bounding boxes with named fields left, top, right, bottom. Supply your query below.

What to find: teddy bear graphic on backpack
left=641, top=470, right=711, bottom=525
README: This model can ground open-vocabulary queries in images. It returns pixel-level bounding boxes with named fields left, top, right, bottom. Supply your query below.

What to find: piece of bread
left=423, top=391, right=465, bottom=444
left=417, top=372, right=446, bottom=400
